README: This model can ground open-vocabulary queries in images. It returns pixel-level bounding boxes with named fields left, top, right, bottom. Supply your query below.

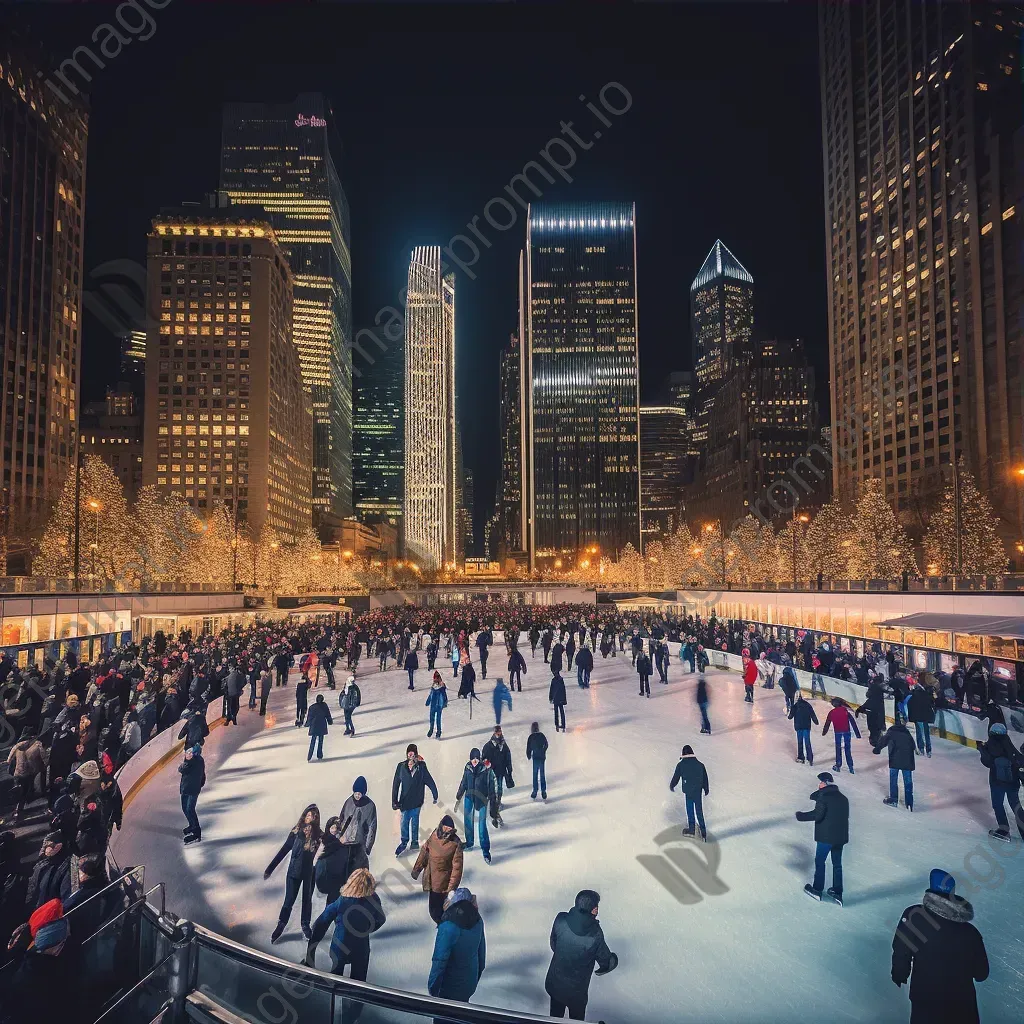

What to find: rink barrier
left=708, top=650, right=990, bottom=748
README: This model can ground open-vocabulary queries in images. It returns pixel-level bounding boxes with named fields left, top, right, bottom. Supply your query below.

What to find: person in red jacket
left=822, top=698, right=861, bottom=774
left=742, top=656, right=758, bottom=703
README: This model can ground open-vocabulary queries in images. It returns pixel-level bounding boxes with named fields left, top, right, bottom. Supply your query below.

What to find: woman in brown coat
left=411, top=814, right=464, bottom=924
left=6, top=727, right=46, bottom=822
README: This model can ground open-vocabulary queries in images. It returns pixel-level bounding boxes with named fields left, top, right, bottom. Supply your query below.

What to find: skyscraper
left=820, top=4, right=1022, bottom=528
left=404, top=246, right=456, bottom=570
left=524, top=203, right=641, bottom=567
left=142, top=202, right=313, bottom=543
left=353, top=331, right=403, bottom=532
left=498, top=329, right=526, bottom=555
left=0, top=46, right=88, bottom=569
left=639, top=405, right=693, bottom=545
left=220, top=95, right=353, bottom=520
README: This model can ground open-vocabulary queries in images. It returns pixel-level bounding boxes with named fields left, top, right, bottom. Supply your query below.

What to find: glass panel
left=114, top=609, right=131, bottom=632
left=816, top=608, right=831, bottom=632
left=32, top=613, right=55, bottom=643
left=830, top=608, right=846, bottom=636
left=56, top=613, right=79, bottom=639
left=846, top=609, right=863, bottom=637
left=2, top=615, right=31, bottom=645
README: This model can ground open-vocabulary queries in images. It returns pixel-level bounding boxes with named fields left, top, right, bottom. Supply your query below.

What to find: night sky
left=11, top=1, right=826, bottom=528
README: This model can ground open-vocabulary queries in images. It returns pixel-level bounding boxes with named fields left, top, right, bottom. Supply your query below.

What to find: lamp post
left=791, top=511, right=809, bottom=585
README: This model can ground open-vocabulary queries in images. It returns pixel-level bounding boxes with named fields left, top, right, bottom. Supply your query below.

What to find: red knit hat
left=28, top=898, right=64, bottom=937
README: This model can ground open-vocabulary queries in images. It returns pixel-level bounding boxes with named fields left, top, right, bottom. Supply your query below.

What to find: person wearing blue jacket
left=492, top=678, right=512, bottom=725
left=304, top=867, right=386, bottom=982
left=427, top=887, right=486, bottom=1003
left=425, top=672, right=448, bottom=739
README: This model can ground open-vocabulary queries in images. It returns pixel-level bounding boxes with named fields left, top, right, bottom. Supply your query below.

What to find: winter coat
left=575, top=648, right=593, bottom=671
left=310, top=892, right=386, bottom=970
left=392, top=757, right=438, bottom=811
left=550, top=645, right=564, bottom=674
left=425, top=686, right=448, bottom=713
left=305, top=700, right=333, bottom=737
left=482, top=737, right=514, bottom=785
left=795, top=784, right=849, bottom=846
left=788, top=699, right=819, bottom=731
left=338, top=794, right=377, bottom=853
left=636, top=654, right=652, bottom=677
left=266, top=829, right=321, bottom=881
left=456, top=760, right=497, bottom=813
left=314, top=834, right=348, bottom=898
left=544, top=907, right=617, bottom=1005
left=670, top=754, right=709, bottom=799
left=492, top=682, right=512, bottom=716
left=178, top=754, right=206, bottom=796
left=404, top=652, right=419, bottom=671
left=25, top=851, right=72, bottom=910
left=874, top=723, right=916, bottom=771
left=742, top=659, right=758, bottom=685
left=549, top=674, right=567, bottom=706
left=822, top=705, right=861, bottom=738
left=779, top=667, right=799, bottom=699
left=527, top=732, right=548, bottom=763
left=458, top=663, right=477, bottom=697
left=178, top=713, right=209, bottom=748
left=891, top=890, right=989, bottom=1023
left=224, top=670, right=245, bottom=698
left=98, top=781, right=123, bottom=832
left=428, top=899, right=486, bottom=1000
left=7, top=739, right=45, bottom=779
left=508, top=650, right=527, bottom=673
left=339, top=683, right=361, bottom=712
left=979, top=733, right=1024, bottom=788
left=907, top=687, right=936, bottom=724
left=259, top=671, right=273, bottom=698
left=412, top=824, right=464, bottom=893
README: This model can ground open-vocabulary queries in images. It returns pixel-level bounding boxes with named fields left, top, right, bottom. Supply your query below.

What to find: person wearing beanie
left=456, top=748, right=497, bottom=863
left=425, top=672, right=448, bottom=739
left=669, top=745, right=710, bottom=841
left=795, top=771, right=849, bottom=905
left=339, top=675, right=361, bottom=737
left=788, top=694, right=819, bottom=764
left=545, top=889, right=618, bottom=1020
left=979, top=721, right=1024, bottom=841
left=305, top=692, right=333, bottom=761
left=412, top=814, right=464, bottom=924
left=482, top=726, right=514, bottom=813
left=874, top=714, right=917, bottom=811
left=392, top=743, right=439, bottom=856
left=891, top=870, right=989, bottom=1022
left=336, top=776, right=377, bottom=881
left=0, top=899, right=77, bottom=1023
left=427, top=885, right=485, bottom=1003
left=24, top=832, right=72, bottom=911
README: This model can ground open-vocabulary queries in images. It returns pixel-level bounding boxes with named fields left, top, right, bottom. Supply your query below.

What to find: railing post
left=163, top=920, right=196, bottom=1024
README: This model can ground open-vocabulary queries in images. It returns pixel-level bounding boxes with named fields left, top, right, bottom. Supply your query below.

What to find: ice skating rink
left=111, top=643, right=1024, bottom=1023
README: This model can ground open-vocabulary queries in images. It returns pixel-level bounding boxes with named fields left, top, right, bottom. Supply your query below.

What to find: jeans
left=812, top=841, right=843, bottom=895
left=796, top=729, right=813, bottom=761
left=699, top=701, right=711, bottom=732
left=479, top=655, right=488, bottom=678
left=463, top=797, right=490, bottom=856
left=259, top=694, right=269, bottom=715
left=248, top=681, right=257, bottom=708
left=401, top=807, right=421, bottom=846
left=810, top=673, right=827, bottom=699
left=889, top=767, right=914, bottom=805
left=744, top=684, right=754, bottom=702
left=509, top=669, right=522, bottom=691
left=577, top=666, right=591, bottom=688
left=407, top=669, right=415, bottom=689
left=833, top=731, right=853, bottom=770
left=549, top=996, right=587, bottom=1020
left=181, top=792, right=200, bottom=835
left=532, top=759, right=547, bottom=796
left=308, top=734, right=324, bottom=760
left=914, top=721, right=932, bottom=754
left=344, top=708, right=354, bottom=733
left=553, top=704, right=565, bottom=730
left=685, top=793, right=706, bottom=833
left=639, top=673, right=650, bottom=696
left=990, top=783, right=1024, bottom=834
left=429, top=707, right=442, bottom=735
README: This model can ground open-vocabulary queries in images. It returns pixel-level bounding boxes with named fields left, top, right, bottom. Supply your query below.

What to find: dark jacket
left=795, top=784, right=849, bottom=846
left=891, top=890, right=989, bottom=1022
left=267, top=829, right=321, bottom=881
left=575, top=647, right=594, bottom=671
left=310, top=892, right=386, bottom=971
left=669, top=754, right=709, bottom=799
left=178, top=753, right=206, bottom=796
left=177, top=713, right=209, bottom=748
left=788, top=698, right=819, bottom=731
left=549, top=674, right=567, bottom=706
left=482, top=737, right=513, bottom=785
left=456, top=760, right=497, bottom=813
left=550, top=644, right=564, bottom=673
left=508, top=649, right=527, bottom=673
left=874, top=723, right=916, bottom=771
left=979, top=732, right=1024, bottom=788
left=404, top=652, right=419, bottom=671
left=391, top=757, right=438, bottom=811
left=636, top=653, right=652, bottom=677
left=527, top=732, right=548, bottom=763
left=428, top=899, right=486, bottom=1000
left=314, top=834, right=347, bottom=898
left=544, top=907, right=617, bottom=1004
left=305, top=700, right=333, bottom=736
left=779, top=667, right=799, bottom=699
left=906, top=687, right=936, bottom=724
left=25, top=851, right=72, bottom=911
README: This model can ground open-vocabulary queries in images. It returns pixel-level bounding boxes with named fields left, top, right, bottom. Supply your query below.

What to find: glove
left=392, top=803, right=399, bottom=811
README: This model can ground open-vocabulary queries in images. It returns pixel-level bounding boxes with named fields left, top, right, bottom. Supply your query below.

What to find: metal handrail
left=190, top=920, right=566, bottom=1024
left=81, top=884, right=167, bottom=947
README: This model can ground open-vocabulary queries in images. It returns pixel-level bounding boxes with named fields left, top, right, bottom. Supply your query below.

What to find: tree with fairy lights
left=846, top=479, right=918, bottom=579
left=802, top=500, right=852, bottom=581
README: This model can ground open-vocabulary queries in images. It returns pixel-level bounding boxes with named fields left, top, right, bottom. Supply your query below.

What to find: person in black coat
left=874, top=717, right=917, bottom=810
left=314, top=817, right=347, bottom=905
left=636, top=648, right=652, bottom=698
left=855, top=679, right=887, bottom=748
left=178, top=744, right=206, bottom=843
left=669, top=745, right=709, bottom=840
left=549, top=641, right=564, bottom=675
left=544, top=889, right=618, bottom=1020
left=24, top=832, right=72, bottom=911
left=906, top=684, right=936, bottom=757
left=305, top=693, right=333, bottom=761
left=391, top=744, right=439, bottom=855
left=177, top=709, right=209, bottom=749
left=788, top=696, right=820, bottom=764
left=266, top=804, right=322, bottom=943
left=541, top=629, right=553, bottom=663
left=508, top=647, right=527, bottom=692
left=575, top=645, right=594, bottom=689
left=404, top=650, right=419, bottom=691
left=695, top=674, right=711, bottom=734
left=458, top=660, right=477, bottom=700
left=979, top=723, right=1024, bottom=841
left=526, top=721, right=548, bottom=800
left=481, top=727, right=514, bottom=809
left=779, top=666, right=799, bottom=713
left=295, top=673, right=310, bottom=727
left=549, top=672, right=567, bottom=733
left=795, top=772, right=849, bottom=903
left=891, top=869, right=989, bottom=1024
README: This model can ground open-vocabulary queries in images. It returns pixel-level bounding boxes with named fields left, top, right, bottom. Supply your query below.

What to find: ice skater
left=545, top=890, right=618, bottom=1020
left=295, top=672, right=310, bottom=727
left=822, top=697, right=860, bottom=774
left=854, top=676, right=887, bottom=747
left=527, top=721, right=548, bottom=800
left=304, top=868, right=386, bottom=980
left=426, top=671, right=448, bottom=738
left=696, top=674, right=712, bottom=734
left=482, top=725, right=514, bottom=812
left=492, top=678, right=512, bottom=725
left=339, top=675, right=360, bottom=736
left=636, top=644, right=652, bottom=697
left=669, top=744, right=709, bottom=840
left=178, top=743, right=205, bottom=845
left=411, top=814, right=463, bottom=924
left=795, top=771, right=849, bottom=906
left=455, top=747, right=497, bottom=863
left=742, top=653, right=757, bottom=702
left=576, top=643, right=593, bottom=689
left=305, top=693, right=333, bottom=761
left=266, top=804, right=322, bottom=943
left=789, top=694, right=819, bottom=764
left=392, top=743, right=438, bottom=855
left=508, top=645, right=527, bottom=692
left=907, top=682, right=936, bottom=757
left=549, top=670, right=567, bottom=733
left=779, top=665, right=799, bottom=714
left=404, top=648, right=418, bottom=691
left=874, top=714, right=916, bottom=810
left=978, top=722, right=1024, bottom=842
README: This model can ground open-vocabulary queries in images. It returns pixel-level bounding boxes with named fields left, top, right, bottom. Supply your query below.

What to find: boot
left=271, top=922, right=285, bottom=944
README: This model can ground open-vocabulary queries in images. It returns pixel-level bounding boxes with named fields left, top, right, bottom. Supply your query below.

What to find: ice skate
left=826, top=888, right=843, bottom=907
left=989, top=828, right=1012, bottom=843
left=804, top=884, right=822, bottom=901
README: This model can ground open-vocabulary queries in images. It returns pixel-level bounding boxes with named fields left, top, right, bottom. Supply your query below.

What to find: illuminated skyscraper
left=498, top=329, right=526, bottom=554
left=524, top=203, right=641, bottom=567
left=639, top=405, right=693, bottom=545
left=220, top=95, right=353, bottom=520
left=0, top=45, right=88, bottom=568
left=820, top=4, right=1022, bottom=527
left=404, top=246, right=456, bottom=570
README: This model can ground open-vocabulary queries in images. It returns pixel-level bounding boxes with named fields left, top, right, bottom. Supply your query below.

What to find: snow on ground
left=111, top=641, right=1024, bottom=1023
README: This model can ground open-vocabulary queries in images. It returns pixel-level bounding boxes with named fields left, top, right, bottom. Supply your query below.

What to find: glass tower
left=404, top=246, right=456, bottom=570
left=220, top=94, right=352, bottom=519
left=524, top=203, right=641, bottom=567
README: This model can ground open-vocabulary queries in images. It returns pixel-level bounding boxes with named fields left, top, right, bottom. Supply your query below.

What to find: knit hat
left=990, top=723, right=1008, bottom=735
left=470, top=747, right=481, bottom=761
left=352, top=776, right=367, bottom=795
left=406, top=744, right=418, bottom=756
left=446, top=887, right=473, bottom=907
left=29, top=899, right=68, bottom=951
left=439, top=814, right=455, bottom=830
left=929, top=868, right=955, bottom=895
left=43, top=831, right=63, bottom=846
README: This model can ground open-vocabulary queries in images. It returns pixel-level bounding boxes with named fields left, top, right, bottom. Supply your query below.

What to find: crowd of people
left=0, top=597, right=1019, bottom=1023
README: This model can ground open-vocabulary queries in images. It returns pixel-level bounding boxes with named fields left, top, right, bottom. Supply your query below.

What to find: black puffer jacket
left=314, top=833, right=347, bottom=898
left=795, top=784, right=849, bottom=846
left=907, top=687, right=936, bottom=724
left=874, top=723, right=916, bottom=770
left=669, top=754, right=709, bottom=799
left=788, top=699, right=819, bottom=731
left=391, top=757, right=438, bottom=811
left=544, top=907, right=617, bottom=1004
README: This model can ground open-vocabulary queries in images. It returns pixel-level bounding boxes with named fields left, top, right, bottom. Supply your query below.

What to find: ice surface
left=111, top=641, right=1024, bottom=1023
